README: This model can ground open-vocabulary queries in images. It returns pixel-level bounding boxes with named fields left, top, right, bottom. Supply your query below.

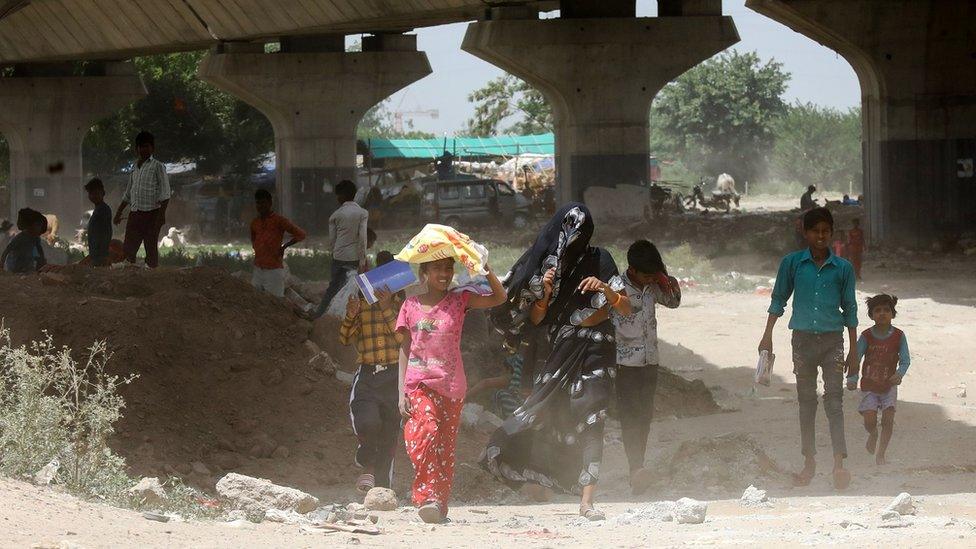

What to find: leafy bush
left=0, top=325, right=224, bottom=517
left=0, top=325, right=135, bottom=499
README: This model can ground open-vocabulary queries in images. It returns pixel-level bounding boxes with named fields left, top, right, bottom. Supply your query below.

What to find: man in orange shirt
left=250, top=189, right=306, bottom=297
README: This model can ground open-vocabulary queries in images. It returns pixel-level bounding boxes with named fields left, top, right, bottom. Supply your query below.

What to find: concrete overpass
left=0, top=0, right=972, bottom=245
left=748, top=0, right=976, bottom=245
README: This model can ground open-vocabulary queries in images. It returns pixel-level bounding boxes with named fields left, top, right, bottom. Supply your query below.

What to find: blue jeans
left=313, top=259, right=359, bottom=319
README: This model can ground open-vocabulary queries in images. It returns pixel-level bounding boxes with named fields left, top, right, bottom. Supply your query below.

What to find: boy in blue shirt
left=85, top=178, right=113, bottom=267
left=1, top=208, right=47, bottom=273
left=846, top=294, right=910, bottom=465
left=759, top=207, right=858, bottom=490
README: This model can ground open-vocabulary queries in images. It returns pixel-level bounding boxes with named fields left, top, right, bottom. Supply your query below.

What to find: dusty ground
left=3, top=196, right=976, bottom=547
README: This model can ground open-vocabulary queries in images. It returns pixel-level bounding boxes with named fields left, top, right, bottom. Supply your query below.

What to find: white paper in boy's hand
left=755, top=350, right=775, bottom=386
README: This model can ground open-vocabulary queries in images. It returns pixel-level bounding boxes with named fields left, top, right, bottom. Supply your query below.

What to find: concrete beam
left=463, top=16, right=738, bottom=204
left=748, top=0, right=976, bottom=246
left=0, top=61, right=146, bottom=225
left=198, top=40, right=431, bottom=232
left=659, top=0, right=723, bottom=17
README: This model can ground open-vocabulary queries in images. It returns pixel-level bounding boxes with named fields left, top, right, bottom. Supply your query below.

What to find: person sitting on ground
left=611, top=239, right=681, bottom=495
left=2, top=208, right=47, bottom=273
left=759, top=207, right=858, bottom=490
left=250, top=189, right=306, bottom=298
left=800, top=185, right=818, bottom=211
left=847, top=294, right=910, bottom=466
left=339, top=250, right=403, bottom=495
left=85, top=178, right=113, bottom=267
left=313, top=179, right=368, bottom=319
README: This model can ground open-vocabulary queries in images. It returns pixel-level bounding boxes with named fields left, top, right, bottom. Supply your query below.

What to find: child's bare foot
left=876, top=454, right=887, bottom=465
left=630, top=468, right=655, bottom=496
left=866, top=431, right=878, bottom=455
left=792, top=460, right=816, bottom=487
left=832, top=467, right=851, bottom=490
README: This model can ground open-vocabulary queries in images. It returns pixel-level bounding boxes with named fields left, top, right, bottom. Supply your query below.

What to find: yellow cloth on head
left=395, top=224, right=489, bottom=275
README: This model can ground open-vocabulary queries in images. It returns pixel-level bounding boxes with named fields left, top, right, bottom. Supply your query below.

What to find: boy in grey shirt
left=610, top=240, right=681, bottom=494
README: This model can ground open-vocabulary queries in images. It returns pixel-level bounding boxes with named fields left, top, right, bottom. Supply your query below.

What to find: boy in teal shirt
left=759, top=207, right=858, bottom=490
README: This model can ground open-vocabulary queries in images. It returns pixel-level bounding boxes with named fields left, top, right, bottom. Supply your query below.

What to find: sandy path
left=5, top=252, right=976, bottom=548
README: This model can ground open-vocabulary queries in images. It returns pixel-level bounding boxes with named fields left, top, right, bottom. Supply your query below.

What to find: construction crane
left=393, top=109, right=439, bottom=134
left=392, top=91, right=438, bottom=134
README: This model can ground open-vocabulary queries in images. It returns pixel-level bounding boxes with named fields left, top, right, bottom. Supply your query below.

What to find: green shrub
left=0, top=325, right=135, bottom=499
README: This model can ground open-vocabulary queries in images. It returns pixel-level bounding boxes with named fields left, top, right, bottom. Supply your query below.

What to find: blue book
left=355, top=260, right=418, bottom=304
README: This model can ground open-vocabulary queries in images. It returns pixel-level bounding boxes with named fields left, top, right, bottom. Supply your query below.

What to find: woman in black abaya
left=483, top=203, right=631, bottom=520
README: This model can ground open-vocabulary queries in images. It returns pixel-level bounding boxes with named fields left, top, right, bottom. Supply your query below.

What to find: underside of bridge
left=0, top=0, right=973, bottom=244
left=748, top=0, right=976, bottom=245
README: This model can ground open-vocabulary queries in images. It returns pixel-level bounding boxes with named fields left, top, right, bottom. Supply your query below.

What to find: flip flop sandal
left=580, top=505, right=606, bottom=522
left=418, top=501, right=443, bottom=524
left=356, top=473, right=375, bottom=494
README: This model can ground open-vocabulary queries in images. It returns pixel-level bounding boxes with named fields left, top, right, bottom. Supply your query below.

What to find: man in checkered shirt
left=114, top=131, right=171, bottom=268
left=338, top=250, right=404, bottom=494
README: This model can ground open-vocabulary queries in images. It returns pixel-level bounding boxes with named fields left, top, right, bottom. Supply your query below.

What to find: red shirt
left=847, top=228, right=865, bottom=252
left=860, top=327, right=903, bottom=393
left=250, top=213, right=306, bottom=270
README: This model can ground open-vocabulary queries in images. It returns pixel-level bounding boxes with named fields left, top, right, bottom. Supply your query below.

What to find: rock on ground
left=674, top=498, right=708, bottom=524
left=886, top=492, right=917, bottom=516
left=740, top=485, right=770, bottom=507
left=609, top=501, right=676, bottom=525
left=215, top=473, right=319, bottom=515
left=264, top=509, right=307, bottom=524
left=363, top=487, right=398, bottom=511
left=128, top=477, right=166, bottom=506
left=32, top=459, right=60, bottom=486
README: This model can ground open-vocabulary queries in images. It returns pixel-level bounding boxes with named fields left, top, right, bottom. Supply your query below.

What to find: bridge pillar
left=749, top=0, right=976, bottom=245
left=0, top=62, right=145, bottom=226
left=198, top=35, right=431, bottom=232
left=462, top=12, right=738, bottom=204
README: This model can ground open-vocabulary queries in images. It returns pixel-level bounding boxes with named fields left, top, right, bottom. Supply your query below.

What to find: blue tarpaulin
left=366, top=133, right=554, bottom=159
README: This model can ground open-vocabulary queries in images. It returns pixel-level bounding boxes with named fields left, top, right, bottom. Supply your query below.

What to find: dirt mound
left=654, top=369, right=723, bottom=419
left=0, top=266, right=492, bottom=500
left=662, top=433, right=786, bottom=495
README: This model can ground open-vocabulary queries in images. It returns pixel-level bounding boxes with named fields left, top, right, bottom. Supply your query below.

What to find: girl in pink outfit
left=396, top=257, right=506, bottom=524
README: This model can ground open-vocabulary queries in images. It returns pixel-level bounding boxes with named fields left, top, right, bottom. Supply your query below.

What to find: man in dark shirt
left=800, top=185, right=818, bottom=211
left=85, top=178, right=113, bottom=267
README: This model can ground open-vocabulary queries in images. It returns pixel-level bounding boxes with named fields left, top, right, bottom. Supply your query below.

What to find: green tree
left=651, top=50, right=790, bottom=184
left=84, top=52, right=275, bottom=179
left=465, top=75, right=553, bottom=136
left=770, top=102, right=861, bottom=191
left=84, top=50, right=429, bottom=179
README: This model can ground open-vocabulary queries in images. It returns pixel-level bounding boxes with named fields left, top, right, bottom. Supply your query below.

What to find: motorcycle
left=685, top=178, right=740, bottom=213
